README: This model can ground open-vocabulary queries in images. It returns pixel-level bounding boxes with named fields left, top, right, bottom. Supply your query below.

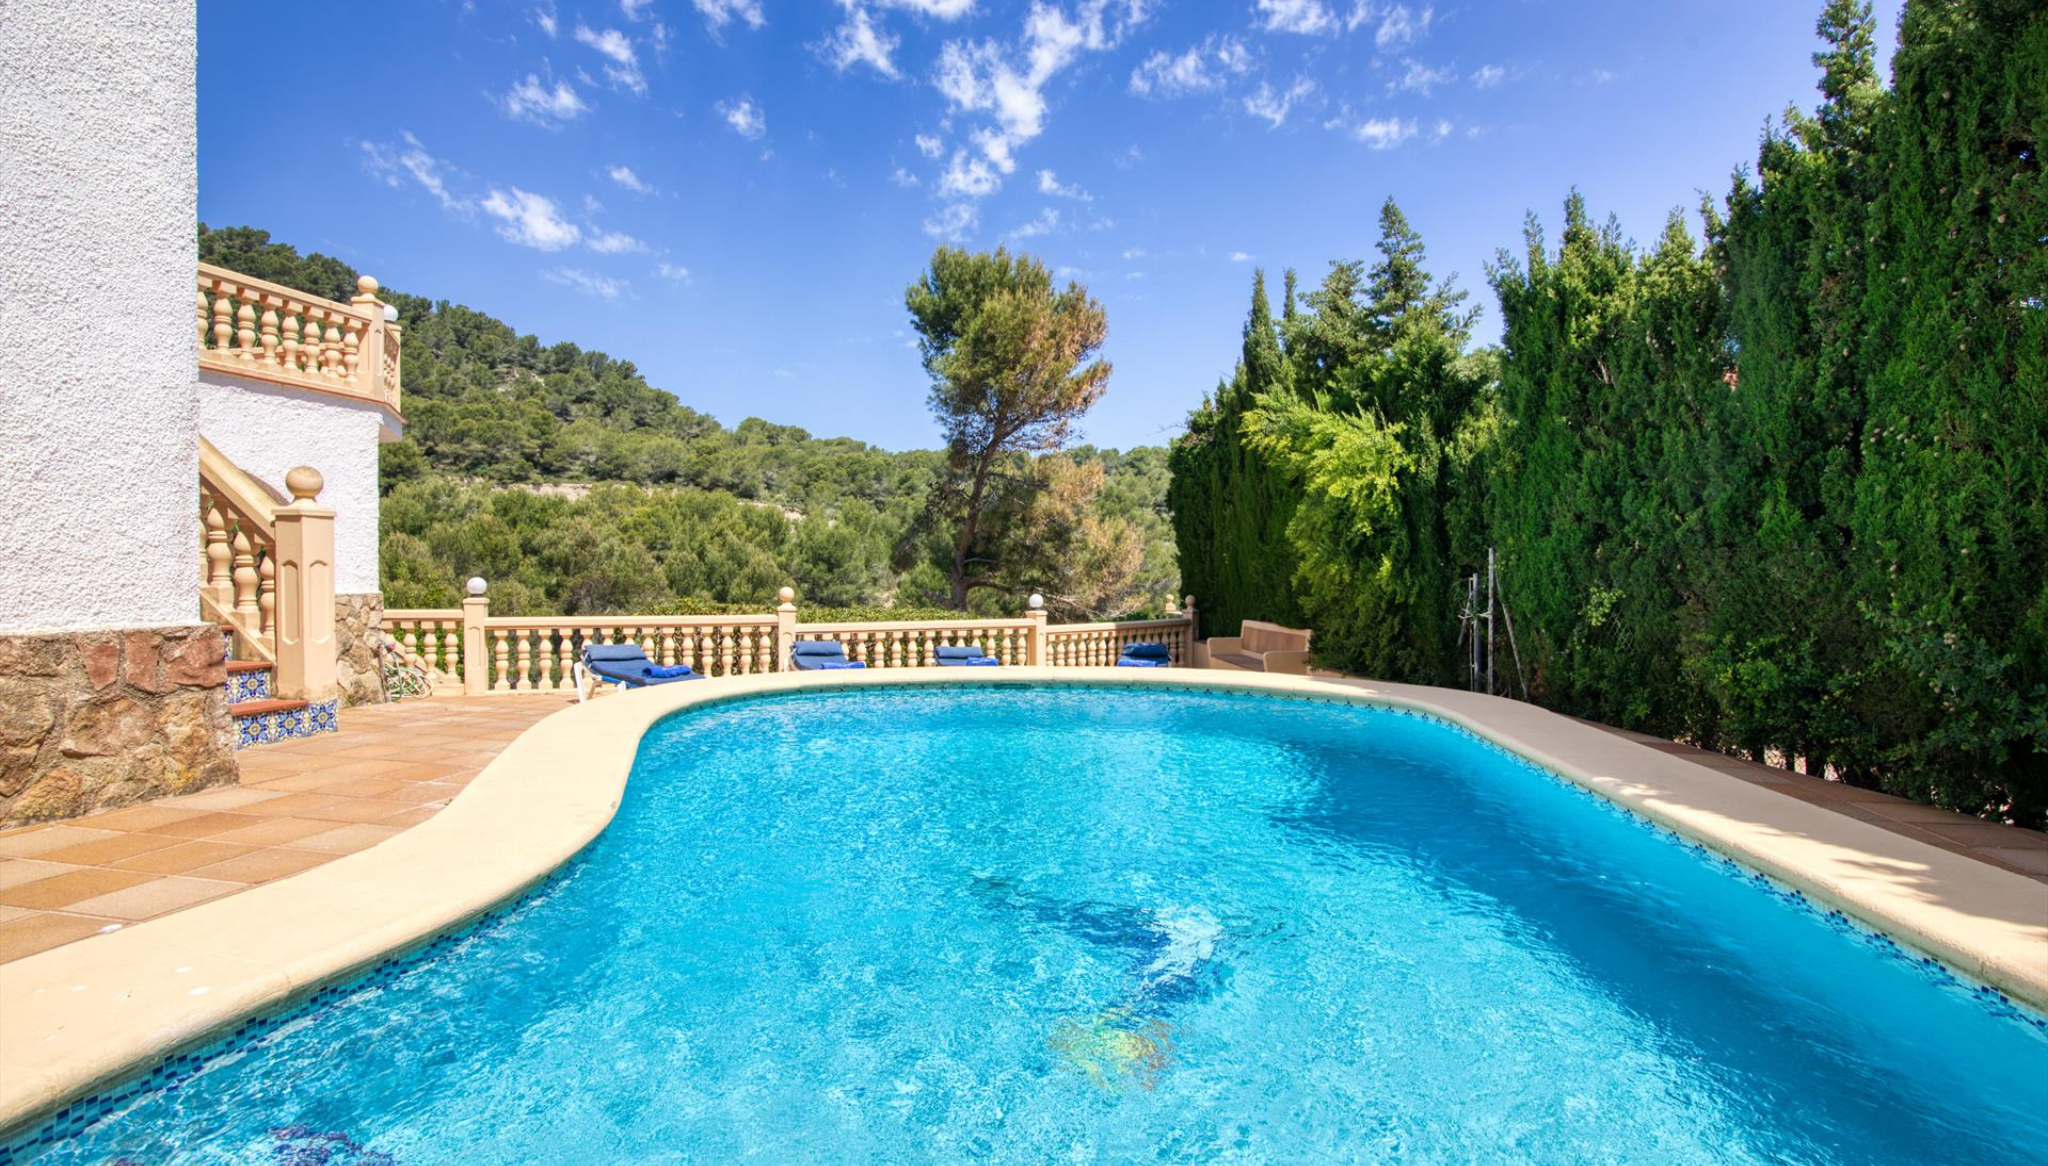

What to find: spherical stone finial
left=466, top=576, right=489, bottom=597
left=357, top=275, right=380, bottom=296
left=778, top=586, right=796, bottom=604
left=1027, top=593, right=1044, bottom=610
left=1184, top=595, right=1196, bottom=610
left=383, top=303, right=399, bottom=323
left=285, top=466, right=323, bottom=501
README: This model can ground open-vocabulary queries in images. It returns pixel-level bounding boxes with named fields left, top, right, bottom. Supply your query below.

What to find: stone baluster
left=343, top=327, right=361, bottom=385
left=212, top=281, right=234, bottom=358
left=549, top=629, right=571, bottom=691
left=401, top=623, right=420, bottom=666
left=515, top=630, right=534, bottom=691
left=678, top=628, right=697, bottom=674
left=278, top=303, right=300, bottom=374
left=231, top=526, right=259, bottom=616
left=493, top=630, right=512, bottom=692
left=197, top=284, right=209, bottom=352
left=202, top=495, right=231, bottom=608
left=756, top=626, right=773, bottom=673
left=322, top=320, right=344, bottom=379
left=658, top=629, right=676, bottom=667
left=235, top=292, right=256, bottom=359
left=258, top=551, right=276, bottom=641
left=260, top=295, right=281, bottom=369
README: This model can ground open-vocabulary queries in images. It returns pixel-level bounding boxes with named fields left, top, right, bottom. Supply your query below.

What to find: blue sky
left=199, top=0, right=1903, bottom=452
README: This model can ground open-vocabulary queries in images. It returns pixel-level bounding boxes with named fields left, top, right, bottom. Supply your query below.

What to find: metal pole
left=1486, top=547, right=1496, bottom=697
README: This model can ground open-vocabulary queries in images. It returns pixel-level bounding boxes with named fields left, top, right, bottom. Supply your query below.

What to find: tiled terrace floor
left=0, top=696, right=572, bottom=963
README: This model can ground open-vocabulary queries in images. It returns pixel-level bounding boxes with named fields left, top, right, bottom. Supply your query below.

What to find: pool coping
left=2, top=668, right=2044, bottom=1139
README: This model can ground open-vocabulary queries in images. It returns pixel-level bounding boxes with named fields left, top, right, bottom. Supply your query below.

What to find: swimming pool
left=5, top=685, right=2043, bottom=1163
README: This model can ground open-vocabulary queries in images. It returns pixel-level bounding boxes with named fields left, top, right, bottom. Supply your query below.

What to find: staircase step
left=229, top=694, right=339, bottom=750
left=229, top=698, right=305, bottom=716
left=225, top=661, right=271, bottom=673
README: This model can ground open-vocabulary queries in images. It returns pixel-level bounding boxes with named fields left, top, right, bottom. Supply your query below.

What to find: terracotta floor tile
left=236, top=793, right=353, bottom=818
left=189, top=847, right=338, bottom=884
left=244, top=773, right=357, bottom=794
left=0, top=826, right=119, bottom=859
left=1977, top=847, right=2048, bottom=876
left=377, top=782, right=462, bottom=805
left=310, top=776, right=406, bottom=799
left=161, top=787, right=291, bottom=812
left=0, top=906, right=29, bottom=924
left=139, top=811, right=266, bottom=840
left=64, top=876, right=242, bottom=922
left=374, top=805, right=442, bottom=828
left=0, top=913, right=113, bottom=962
left=35, top=832, right=186, bottom=866
left=109, top=840, right=260, bottom=876
left=206, top=816, right=344, bottom=848
left=69, top=804, right=204, bottom=833
left=295, top=798, right=419, bottom=824
left=378, top=762, right=474, bottom=782
left=0, top=868, right=155, bottom=910
left=0, top=860, right=84, bottom=892
left=291, top=824, right=405, bottom=854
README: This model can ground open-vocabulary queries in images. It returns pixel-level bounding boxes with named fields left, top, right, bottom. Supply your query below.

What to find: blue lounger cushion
left=791, top=641, right=866, bottom=670
left=1119, top=641, right=1172, bottom=660
left=582, top=643, right=702, bottom=688
left=1115, top=657, right=1169, bottom=667
left=934, top=644, right=1000, bottom=666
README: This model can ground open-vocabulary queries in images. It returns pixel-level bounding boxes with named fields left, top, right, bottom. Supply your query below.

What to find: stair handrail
left=198, top=435, right=283, bottom=540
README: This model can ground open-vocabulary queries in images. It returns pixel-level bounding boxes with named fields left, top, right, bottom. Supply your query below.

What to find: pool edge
left=3, top=668, right=2043, bottom=1140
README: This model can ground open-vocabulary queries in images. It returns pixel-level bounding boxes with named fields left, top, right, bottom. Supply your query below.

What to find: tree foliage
left=899, top=247, right=1144, bottom=617
left=1166, top=0, right=2047, bottom=824
left=197, top=226, right=1179, bottom=621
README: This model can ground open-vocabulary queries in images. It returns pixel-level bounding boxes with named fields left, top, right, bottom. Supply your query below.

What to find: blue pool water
left=7, top=686, right=2045, bottom=1164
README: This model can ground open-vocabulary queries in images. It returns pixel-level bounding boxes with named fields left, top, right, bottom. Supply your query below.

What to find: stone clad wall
left=0, top=627, right=238, bottom=827
left=334, top=594, right=387, bottom=707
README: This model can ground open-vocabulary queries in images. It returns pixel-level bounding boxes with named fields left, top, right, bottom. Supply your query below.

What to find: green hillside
left=197, top=226, right=1177, bottom=618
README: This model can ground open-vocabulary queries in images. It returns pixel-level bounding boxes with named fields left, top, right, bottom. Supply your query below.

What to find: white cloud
left=891, top=167, right=921, bottom=187
left=716, top=96, right=767, bottom=139
left=1037, top=169, right=1091, bottom=200
left=1470, top=63, right=1505, bottom=88
left=1121, top=247, right=1145, bottom=259
left=543, top=267, right=626, bottom=300
left=1352, top=116, right=1417, bottom=149
left=1244, top=76, right=1316, bottom=127
left=914, top=132, right=945, bottom=158
left=619, top=0, right=655, bottom=18
left=607, top=164, right=653, bottom=193
left=928, top=0, right=1150, bottom=199
left=656, top=262, right=692, bottom=281
left=1587, top=68, right=1616, bottom=85
left=1231, top=251, right=1253, bottom=262
left=534, top=4, right=558, bottom=36
left=1256, top=0, right=1337, bottom=35
left=1006, top=207, right=1062, bottom=241
left=500, top=73, right=590, bottom=124
left=873, top=0, right=979, bottom=16
left=574, top=24, right=645, bottom=92
left=823, top=6, right=901, bottom=78
left=1433, top=119, right=1453, bottom=139
left=360, top=132, right=468, bottom=211
left=586, top=229, right=646, bottom=254
left=1393, top=59, right=1452, bottom=96
left=1128, top=34, right=1250, bottom=97
left=482, top=188, right=583, bottom=250
left=1374, top=3, right=1431, bottom=49
left=693, top=0, right=766, bottom=32
left=924, top=202, right=978, bottom=241
left=938, top=150, right=999, bottom=197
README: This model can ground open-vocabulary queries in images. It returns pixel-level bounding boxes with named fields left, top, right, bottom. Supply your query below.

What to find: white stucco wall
left=197, top=374, right=387, bottom=596
left=0, top=1, right=198, bottom=633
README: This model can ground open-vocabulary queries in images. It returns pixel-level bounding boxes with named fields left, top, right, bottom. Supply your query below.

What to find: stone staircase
left=222, top=626, right=337, bottom=749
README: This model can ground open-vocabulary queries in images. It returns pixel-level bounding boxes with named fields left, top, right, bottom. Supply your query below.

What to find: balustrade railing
left=377, top=591, right=1201, bottom=696
left=197, top=265, right=402, bottom=414
left=1043, top=617, right=1193, bottom=666
left=197, top=443, right=339, bottom=699
left=198, top=484, right=277, bottom=664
